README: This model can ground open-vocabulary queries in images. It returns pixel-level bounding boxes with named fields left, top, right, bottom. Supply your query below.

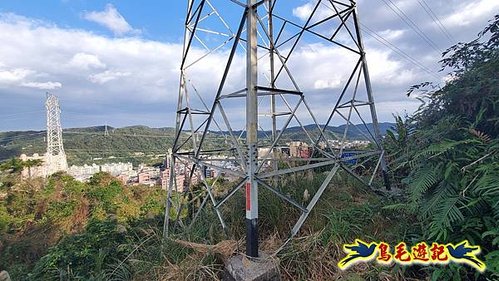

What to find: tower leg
left=246, top=0, right=259, bottom=258
left=351, top=5, right=390, bottom=190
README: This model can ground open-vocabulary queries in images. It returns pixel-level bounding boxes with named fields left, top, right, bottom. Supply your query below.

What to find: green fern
left=408, top=164, right=442, bottom=204
left=383, top=16, right=499, bottom=279
left=416, top=139, right=469, bottom=159
left=429, top=196, right=464, bottom=240
left=482, top=228, right=499, bottom=246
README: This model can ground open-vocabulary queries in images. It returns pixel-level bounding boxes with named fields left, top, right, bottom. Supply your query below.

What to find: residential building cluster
left=19, top=153, right=68, bottom=179
left=68, top=162, right=164, bottom=186
left=160, top=139, right=372, bottom=191
left=160, top=157, right=229, bottom=191
left=288, top=141, right=313, bottom=158
left=326, top=139, right=371, bottom=149
left=18, top=138, right=371, bottom=190
left=68, top=162, right=133, bottom=182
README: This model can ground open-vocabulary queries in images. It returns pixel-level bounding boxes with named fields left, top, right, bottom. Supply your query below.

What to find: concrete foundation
left=0, top=271, right=11, bottom=281
left=224, top=253, right=280, bottom=281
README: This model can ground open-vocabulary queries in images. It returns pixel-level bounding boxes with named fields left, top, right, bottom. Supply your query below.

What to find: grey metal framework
left=164, top=0, right=389, bottom=256
left=45, top=93, right=68, bottom=174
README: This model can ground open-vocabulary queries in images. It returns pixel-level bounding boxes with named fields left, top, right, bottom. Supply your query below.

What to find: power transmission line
left=318, top=1, right=440, bottom=81
left=359, top=23, right=441, bottom=81
left=418, top=0, right=455, bottom=44
left=378, top=0, right=442, bottom=54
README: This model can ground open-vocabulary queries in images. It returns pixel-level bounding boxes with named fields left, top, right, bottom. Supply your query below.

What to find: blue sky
left=0, top=1, right=185, bottom=41
left=0, top=0, right=497, bottom=131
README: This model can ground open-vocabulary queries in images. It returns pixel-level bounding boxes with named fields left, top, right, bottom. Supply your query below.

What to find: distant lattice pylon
left=45, top=92, right=68, bottom=175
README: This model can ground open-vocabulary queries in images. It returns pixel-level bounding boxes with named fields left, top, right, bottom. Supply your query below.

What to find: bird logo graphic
left=338, top=239, right=378, bottom=269
left=446, top=241, right=486, bottom=272
left=338, top=239, right=486, bottom=272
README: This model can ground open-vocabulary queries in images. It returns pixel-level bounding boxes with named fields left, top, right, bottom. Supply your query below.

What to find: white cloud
left=279, top=43, right=415, bottom=92
left=88, top=70, right=130, bottom=84
left=377, top=29, right=406, bottom=41
left=0, top=68, right=34, bottom=84
left=69, top=53, right=106, bottom=70
left=1, top=0, right=495, bottom=131
left=442, top=0, right=499, bottom=27
left=0, top=64, right=61, bottom=89
left=21, top=81, right=62, bottom=90
left=0, top=12, right=183, bottom=105
left=0, top=6, right=439, bottom=129
left=314, top=78, right=341, bottom=90
left=83, top=4, right=137, bottom=36
left=292, top=1, right=316, bottom=21
left=292, top=0, right=334, bottom=23
left=366, top=50, right=415, bottom=85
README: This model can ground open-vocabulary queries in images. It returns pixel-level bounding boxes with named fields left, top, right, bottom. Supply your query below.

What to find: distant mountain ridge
left=0, top=125, right=177, bottom=164
left=210, top=122, right=395, bottom=139
left=0, top=122, right=394, bottom=163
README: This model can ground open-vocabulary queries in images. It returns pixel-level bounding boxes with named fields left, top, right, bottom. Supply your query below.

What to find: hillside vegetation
left=0, top=126, right=176, bottom=166
left=0, top=172, right=165, bottom=280
left=383, top=15, right=499, bottom=279
left=0, top=123, right=394, bottom=166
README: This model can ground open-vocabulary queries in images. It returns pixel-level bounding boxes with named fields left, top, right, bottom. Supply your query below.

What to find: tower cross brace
left=165, top=0, right=390, bottom=257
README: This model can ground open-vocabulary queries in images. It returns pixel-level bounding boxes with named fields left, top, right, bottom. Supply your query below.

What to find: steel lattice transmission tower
left=45, top=93, right=68, bottom=175
left=165, top=0, right=389, bottom=257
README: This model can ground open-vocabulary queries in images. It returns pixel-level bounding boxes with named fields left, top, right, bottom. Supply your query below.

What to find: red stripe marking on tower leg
left=246, top=182, right=251, bottom=211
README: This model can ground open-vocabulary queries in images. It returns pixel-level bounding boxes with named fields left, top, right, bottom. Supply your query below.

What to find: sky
left=0, top=0, right=497, bottom=131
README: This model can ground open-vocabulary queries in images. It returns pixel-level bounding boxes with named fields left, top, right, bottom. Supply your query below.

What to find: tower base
left=223, top=253, right=280, bottom=281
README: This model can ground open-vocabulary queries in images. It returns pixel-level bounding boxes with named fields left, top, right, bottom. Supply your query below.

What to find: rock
left=0, top=271, right=11, bottom=281
left=224, top=253, right=280, bottom=281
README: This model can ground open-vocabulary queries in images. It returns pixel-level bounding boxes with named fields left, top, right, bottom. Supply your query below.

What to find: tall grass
left=152, top=169, right=415, bottom=280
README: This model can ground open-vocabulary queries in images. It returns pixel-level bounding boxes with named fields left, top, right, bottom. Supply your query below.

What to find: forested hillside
left=0, top=126, right=175, bottom=165
left=0, top=123, right=394, bottom=165
left=383, top=14, right=499, bottom=279
left=0, top=172, right=165, bottom=280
